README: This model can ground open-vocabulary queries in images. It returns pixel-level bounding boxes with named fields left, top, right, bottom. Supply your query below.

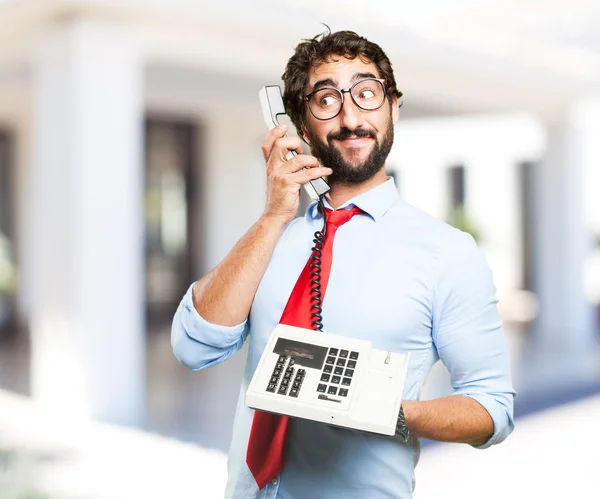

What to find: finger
left=261, top=125, right=288, bottom=161
left=276, top=154, right=320, bottom=175
left=269, top=135, right=304, bottom=163
left=288, top=166, right=333, bottom=185
left=267, top=153, right=317, bottom=176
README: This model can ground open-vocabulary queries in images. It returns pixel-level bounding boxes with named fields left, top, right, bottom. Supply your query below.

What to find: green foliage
left=0, top=232, right=16, bottom=295
left=0, top=448, right=51, bottom=499
left=446, top=206, right=483, bottom=243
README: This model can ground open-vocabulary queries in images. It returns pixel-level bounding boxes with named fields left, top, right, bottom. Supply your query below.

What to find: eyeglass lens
left=309, top=79, right=385, bottom=120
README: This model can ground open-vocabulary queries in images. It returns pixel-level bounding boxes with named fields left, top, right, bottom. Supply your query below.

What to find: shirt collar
left=306, top=176, right=400, bottom=223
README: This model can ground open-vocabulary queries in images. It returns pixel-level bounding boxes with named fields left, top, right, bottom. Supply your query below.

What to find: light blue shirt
left=171, top=178, right=515, bottom=499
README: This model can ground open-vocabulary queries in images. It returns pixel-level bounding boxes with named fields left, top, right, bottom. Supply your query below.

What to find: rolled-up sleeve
left=171, top=283, right=249, bottom=371
left=432, top=231, right=516, bottom=449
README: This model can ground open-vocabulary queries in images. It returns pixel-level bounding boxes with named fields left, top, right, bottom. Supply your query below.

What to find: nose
left=338, top=93, right=363, bottom=131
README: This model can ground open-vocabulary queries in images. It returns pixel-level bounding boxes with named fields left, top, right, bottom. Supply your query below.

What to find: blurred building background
left=0, top=0, right=599, bottom=497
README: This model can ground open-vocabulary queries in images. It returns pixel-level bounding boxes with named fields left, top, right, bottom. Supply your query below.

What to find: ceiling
left=0, top=0, right=598, bottom=119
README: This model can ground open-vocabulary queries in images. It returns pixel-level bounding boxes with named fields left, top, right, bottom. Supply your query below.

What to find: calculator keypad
left=266, top=348, right=359, bottom=401
left=267, top=355, right=305, bottom=398
left=315, top=347, right=359, bottom=399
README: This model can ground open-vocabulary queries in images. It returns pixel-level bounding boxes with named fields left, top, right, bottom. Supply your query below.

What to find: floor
left=1, top=386, right=598, bottom=499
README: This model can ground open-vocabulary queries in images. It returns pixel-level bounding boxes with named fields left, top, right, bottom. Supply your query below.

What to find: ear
left=391, top=96, right=400, bottom=125
left=301, top=125, right=311, bottom=145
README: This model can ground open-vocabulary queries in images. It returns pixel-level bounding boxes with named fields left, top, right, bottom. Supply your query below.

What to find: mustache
left=327, top=127, right=376, bottom=142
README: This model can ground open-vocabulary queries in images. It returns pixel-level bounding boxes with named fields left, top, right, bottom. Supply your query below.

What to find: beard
left=305, top=115, right=394, bottom=186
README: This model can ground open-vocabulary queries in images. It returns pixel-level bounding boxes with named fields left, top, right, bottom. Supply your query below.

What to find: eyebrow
left=311, top=78, right=337, bottom=92
left=310, top=72, right=379, bottom=93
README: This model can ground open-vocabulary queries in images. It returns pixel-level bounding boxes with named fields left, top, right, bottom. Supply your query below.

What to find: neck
left=324, top=167, right=388, bottom=210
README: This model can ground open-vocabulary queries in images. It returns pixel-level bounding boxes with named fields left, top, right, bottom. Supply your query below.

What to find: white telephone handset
left=259, top=85, right=330, bottom=200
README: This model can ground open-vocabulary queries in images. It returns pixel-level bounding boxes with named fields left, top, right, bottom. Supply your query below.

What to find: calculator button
left=270, top=376, right=279, bottom=383
left=347, top=360, right=356, bottom=369
left=331, top=376, right=341, bottom=384
left=339, top=388, right=348, bottom=397
left=267, top=383, right=276, bottom=393
left=281, top=379, right=289, bottom=387
left=273, top=369, right=282, bottom=376
left=336, top=358, right=346, bottom=366
left=342, top=377, right=351, bottom=386
left=320, top=373, right=330, bottom=382
left=339, top=350, right=349, bottom=358
left=328, top=386, right=338, bottom=395
left=323, top=365, right=333, bottom=373
left=326, top=356, right=336, bottom=365
left=276, top=362, right=284, bottom=370
left=289, top=388, right=299, bottom=397
left=278, top=355, right=287, bottom=363
left=334, top=366, right=344, bottom=375
left=344, top=369, right=354, bottom=378
left=278, top=386, right=288, bottom=395
left=292, top=381, right=301, bottom=389
left=317, top=384, right=327, bottom=393
left=329, top=348, right=339, bottom=356
left=288, top=358, right=295, bottom=366
left=350, top=351, right=359, bottom=360
left=283, top=372, right=292, bottom=380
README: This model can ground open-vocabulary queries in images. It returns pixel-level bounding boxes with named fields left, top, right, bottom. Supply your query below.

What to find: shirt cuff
left=180, top=283, right=248, bottom=348
left=462, top=392, right=515, bottom=450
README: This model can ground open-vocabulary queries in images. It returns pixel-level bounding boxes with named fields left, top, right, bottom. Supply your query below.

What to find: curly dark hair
left=282, top=28, right=402, bottom=138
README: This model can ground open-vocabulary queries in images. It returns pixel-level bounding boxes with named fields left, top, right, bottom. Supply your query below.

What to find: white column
left=580, top=99, right=600, bottom=308
left=29, top=20, right=145, bottom=425
left=202, top=111, right=265, bottom=271
left=466, top=155, right=522, bottom=296
left=532, top=105, right=599, bottom=354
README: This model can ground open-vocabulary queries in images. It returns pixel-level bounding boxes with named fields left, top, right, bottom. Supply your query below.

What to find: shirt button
left=272, top=478, right=278, bottom=486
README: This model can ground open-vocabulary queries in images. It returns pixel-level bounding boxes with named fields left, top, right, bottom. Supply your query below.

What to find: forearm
left=402, top=395, right=494, bottom=446
left=171, top=291, right=248, bottom=371
left=193, top=215, right=287, bottom=326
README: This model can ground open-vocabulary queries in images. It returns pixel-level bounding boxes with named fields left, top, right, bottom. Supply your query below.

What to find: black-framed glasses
left=305, top=78, right=387, bottom=121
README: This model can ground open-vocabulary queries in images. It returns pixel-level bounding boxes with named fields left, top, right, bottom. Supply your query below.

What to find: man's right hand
left=261, top=124, right=332, bottom=225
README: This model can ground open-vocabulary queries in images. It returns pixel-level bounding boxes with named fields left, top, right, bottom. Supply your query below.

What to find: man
left=171, top=29, right=515, bottom=498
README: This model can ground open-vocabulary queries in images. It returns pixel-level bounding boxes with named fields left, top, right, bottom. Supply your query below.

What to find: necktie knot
left=325, top=206, right=363, bottom=228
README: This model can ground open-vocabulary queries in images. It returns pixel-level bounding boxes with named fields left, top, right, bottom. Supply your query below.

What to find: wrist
left=259, top=213, right=290, bottom=230
left=396, top=401, right=414, bottom=442
left=400, top=400, right=417, bottom=426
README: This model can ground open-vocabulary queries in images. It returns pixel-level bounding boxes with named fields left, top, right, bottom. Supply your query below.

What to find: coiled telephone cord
left=309, top=199, right=327, bottom=331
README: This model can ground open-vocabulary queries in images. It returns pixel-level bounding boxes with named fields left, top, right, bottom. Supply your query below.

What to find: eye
left=358, top=89, right=375, bottom=100
left=352, top=79, right=385, bottom=105
left=318, top=93, right=340, bottom=108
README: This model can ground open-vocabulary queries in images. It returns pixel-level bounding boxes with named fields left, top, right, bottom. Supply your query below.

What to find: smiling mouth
left=336, top=136, right=373, bottom=146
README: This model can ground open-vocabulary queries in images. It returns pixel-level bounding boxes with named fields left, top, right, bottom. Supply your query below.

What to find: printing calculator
left=246, top=324, right=410, bottom=436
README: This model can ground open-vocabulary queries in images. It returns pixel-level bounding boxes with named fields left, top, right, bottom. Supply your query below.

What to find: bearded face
left=305, top=114, right=394, bottom=186
left=301, top=57, right=398, bottom=187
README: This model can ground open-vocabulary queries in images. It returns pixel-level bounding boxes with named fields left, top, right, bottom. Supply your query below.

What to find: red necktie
left=246, top=206, right=363, bottom=490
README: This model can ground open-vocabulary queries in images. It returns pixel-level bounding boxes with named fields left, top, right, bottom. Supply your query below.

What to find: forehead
left=307, top=56, right=381, bottom=89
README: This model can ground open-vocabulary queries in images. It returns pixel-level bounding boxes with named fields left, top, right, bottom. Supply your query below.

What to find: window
left=144, top=120, right=199, bottom=331
left=518, top=162, right=535, bottom=291
left=0, top=130, right=16, bottom=335
left=447, top=165, right=465, bottom=214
